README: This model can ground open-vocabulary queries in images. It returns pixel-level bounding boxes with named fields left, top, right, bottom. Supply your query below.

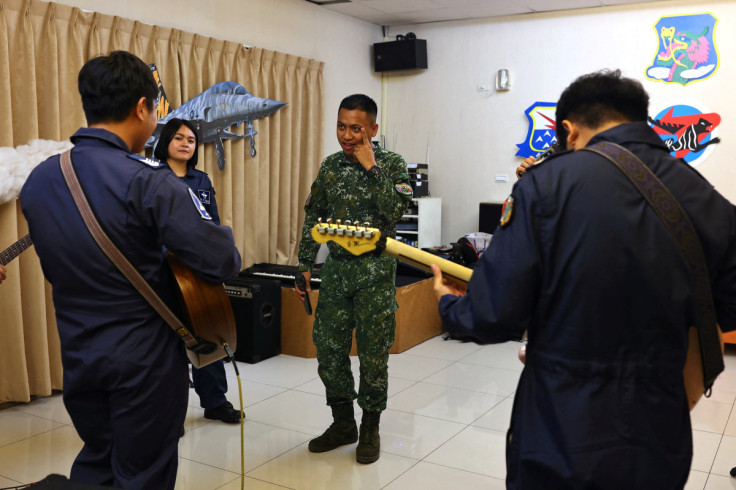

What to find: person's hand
left=0, top=264, right=5, bottom=284
left=354, top=128, right=377, bottom=171
left=518, top=344, right=527, bottom=365
left=515, top=155, right=537, bottom=179
left=295, top=271, right=311, bottom=302
left=431, top=264, right=467, bottom=301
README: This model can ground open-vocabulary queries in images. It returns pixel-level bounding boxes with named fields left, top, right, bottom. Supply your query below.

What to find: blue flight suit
left=20, top=128, right=241, bottom=490
left=438, top=122, right=736, bottom=489
left=164, top=163, right=229, bottom=410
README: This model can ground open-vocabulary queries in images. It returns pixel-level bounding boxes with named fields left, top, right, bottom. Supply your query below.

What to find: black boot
left=308, top=403, right=358, bottom=453
left=356, top=411, right=381, bottom=464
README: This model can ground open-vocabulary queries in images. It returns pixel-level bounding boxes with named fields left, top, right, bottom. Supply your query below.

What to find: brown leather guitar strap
left=582, top=141, right=723, bottom=395
left=58, top=149, right=215, bottom=361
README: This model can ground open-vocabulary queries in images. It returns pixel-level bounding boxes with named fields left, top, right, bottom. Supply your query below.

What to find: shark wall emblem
left=515, top=102, right=557, bottom=158
left=648, top=101, right=721, bottom=167
left=146, top=65, right=287, bottom=170
left=645, top=13, right=719, bottom=86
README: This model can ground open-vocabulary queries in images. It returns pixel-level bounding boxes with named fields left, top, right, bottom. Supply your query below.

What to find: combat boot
left=356, top=411, right=381, bottom=464
left=308, top=403, right=358, bottom=453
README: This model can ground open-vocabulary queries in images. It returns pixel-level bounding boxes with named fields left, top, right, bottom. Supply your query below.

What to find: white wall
left=387, top=0, right=736, bottom=243
left=45, top=0, right=736, bottom=244
left=51, top=0, right=384, bottom=157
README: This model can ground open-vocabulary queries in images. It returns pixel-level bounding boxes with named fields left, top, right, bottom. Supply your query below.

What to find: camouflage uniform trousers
left=313, top=253, right=398, bottom=413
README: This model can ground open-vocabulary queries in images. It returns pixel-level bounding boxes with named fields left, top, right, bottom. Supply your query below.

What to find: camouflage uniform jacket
left=298, top=144, right=413, bottom=271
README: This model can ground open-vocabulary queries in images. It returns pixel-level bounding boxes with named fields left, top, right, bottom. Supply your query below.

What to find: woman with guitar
left=154, top=118, right=242, bottom=425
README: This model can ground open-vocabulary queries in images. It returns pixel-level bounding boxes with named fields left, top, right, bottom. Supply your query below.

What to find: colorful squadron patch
left=515, top=102, right=558, bottom=158
left=395, top=182, right=413, bottom=197
left=500, top=195, right=514, bottom=227
left=645, top=13, right=719, bottom=86
left=648, top=101, right=721, bottom=167
left=148, top=63, right=172, bottom=119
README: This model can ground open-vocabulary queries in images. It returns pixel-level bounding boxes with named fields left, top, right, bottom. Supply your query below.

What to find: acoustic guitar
left=166, top=253, right=237, bottom=368
left=1, top=234, right=233, bottom=367
left=0, top=234, right=33, bottom=266
left=312, top=219, right=718, bottom=410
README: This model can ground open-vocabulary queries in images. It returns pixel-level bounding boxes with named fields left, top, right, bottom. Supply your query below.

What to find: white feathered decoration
left=0, top=139, right=74, bottom=204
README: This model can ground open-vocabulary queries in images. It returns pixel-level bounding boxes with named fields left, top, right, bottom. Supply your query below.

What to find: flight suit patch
left=188, top=188, right=212, bottom=220
left=197, top=189, right=211, bottom=204
left=500, top=195, right=514, bottom=227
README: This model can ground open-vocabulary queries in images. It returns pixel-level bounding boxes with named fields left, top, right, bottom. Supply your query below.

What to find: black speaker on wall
left=224, top=276, right=281, bottom=363
left=373, top=39, right=428, bottom=72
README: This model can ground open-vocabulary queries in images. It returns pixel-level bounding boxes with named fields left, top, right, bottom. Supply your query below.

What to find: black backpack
left=449, top=237, right=479, bottom=268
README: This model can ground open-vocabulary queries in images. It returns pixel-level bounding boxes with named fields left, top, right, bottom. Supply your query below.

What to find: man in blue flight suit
left=432, top=69, right=736, bottom=489
left=20, top=51, right=241, bottom=490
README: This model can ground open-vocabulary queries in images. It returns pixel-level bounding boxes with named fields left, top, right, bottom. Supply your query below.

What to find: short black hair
left=555, top=69, right=649, bottom=149
left=153, top=118, right=200, bottom=168
left=78, top=51, right=158, bottom=125
left=339, top=94, right=378, bottom=124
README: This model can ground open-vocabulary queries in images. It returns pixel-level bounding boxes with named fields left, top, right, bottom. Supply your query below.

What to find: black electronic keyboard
left=239, top=263, right=322, bottom=284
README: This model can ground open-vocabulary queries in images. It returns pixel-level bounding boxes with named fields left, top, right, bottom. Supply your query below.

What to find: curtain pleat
left=0, top=0, right=324, bottom=403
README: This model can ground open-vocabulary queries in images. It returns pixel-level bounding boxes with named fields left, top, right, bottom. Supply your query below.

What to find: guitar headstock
left=311, top=219, right=382, bottom=256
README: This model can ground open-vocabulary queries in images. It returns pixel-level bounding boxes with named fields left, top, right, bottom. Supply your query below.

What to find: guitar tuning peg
left=363, top=222, right=371, bottom=228
left=316, top=217, right=327, bottom=234
left=345, top=220, right=352, bottom=226
left=327, top=218, right=333, bottom=224
left=354, top=221, right=360, bottom=228
left=336, top=219, right=342, bottom=226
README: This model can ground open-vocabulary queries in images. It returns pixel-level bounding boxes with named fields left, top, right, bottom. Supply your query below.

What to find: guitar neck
left=382, top=238, right=473, bottom=284
left=309, top=221, right=473, bottom=284
left=1, top=234, right=33, bottom=266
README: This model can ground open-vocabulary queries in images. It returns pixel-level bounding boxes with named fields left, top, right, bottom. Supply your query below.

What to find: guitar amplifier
left=224, top=276, right=281, bottom=363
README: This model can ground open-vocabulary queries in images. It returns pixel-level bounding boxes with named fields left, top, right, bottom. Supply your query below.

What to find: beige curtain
left=0, top=0, right=324, bottom=403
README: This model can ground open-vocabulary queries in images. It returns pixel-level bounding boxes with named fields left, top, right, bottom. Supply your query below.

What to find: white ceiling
left=304, top=0, right=672, bottom=26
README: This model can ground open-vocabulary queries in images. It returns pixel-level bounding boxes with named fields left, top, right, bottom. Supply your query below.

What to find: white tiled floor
left=1, top=336, right=736, bottom=489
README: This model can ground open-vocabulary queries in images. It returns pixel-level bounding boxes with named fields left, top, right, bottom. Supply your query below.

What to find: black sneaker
left=204, top=401, right=244, bottom=424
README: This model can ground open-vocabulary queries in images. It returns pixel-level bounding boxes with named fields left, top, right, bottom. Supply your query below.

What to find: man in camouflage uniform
left=295, top=94, right=413, bottom=464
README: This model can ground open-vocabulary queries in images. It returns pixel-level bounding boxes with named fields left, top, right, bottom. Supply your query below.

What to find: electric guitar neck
left=1, top=234, right=33, bottom=266
left=311, top=220, right=472, bottom=284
